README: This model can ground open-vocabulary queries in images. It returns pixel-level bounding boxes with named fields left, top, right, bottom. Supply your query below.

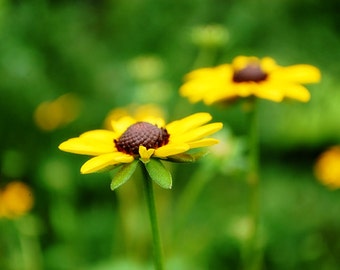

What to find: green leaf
left=166, top=151, right=209, bottom=163
left=145, top=159, right=172, bottom=189
left=110, top=160, right=139, bottom=190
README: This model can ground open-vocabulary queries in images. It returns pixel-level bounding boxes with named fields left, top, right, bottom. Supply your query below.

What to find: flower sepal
left=144, top=159, right=172, bottom=189
left=166, top=151, right=209, bottom=163
left=110, top=160, right=139, bottom=190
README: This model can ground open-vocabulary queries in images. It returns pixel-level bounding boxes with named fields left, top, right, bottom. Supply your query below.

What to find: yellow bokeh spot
left=34, top=93, right=81, bottom=131
left=0, top=181, right=34, bottom=218
left=314, top=146, right=340, bottom=189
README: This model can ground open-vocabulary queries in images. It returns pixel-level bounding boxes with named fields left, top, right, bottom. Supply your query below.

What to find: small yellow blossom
left=180, top=56, right=321, bottom=104
left=59, top=112, right=223, bottom=175
left=0, top=181, right=34, bottom=218
left=314, top=146, right=340, bottom=189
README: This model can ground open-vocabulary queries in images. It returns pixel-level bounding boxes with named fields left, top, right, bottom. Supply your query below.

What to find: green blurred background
left=1, top=0, right=340, bottom=269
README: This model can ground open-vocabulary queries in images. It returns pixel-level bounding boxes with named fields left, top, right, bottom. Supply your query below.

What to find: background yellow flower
left=180, top=56, right=321, bottom=104
left=104, top=104, right=166, bottom=130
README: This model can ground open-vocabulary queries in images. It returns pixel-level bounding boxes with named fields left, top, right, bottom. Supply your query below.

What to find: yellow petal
left=187, top=138, right=220, bottom=148
left=166, top=112, right=212, bottom=135
left=184, top=67, right=215, bottom=80
left=154, top=143, right=190, bottom=158
left=235, top=83, right=256, bottom=98
left=80, top=152, right=134, bottom=174
left=252, top=83, right=285, bottom=102
left=143, top=117, right=165, bottom=127
left=171, top=122, right=223, bottom=144
left=139, top=146, right=155, bottom=163
left=180, top=65, right=233, bottom=104
left=255, top=82, right=310, bottom=102
left=59, top=138, right=115, bottom=155
left=271, top=65, right=321, bottom=84
left=232, top=56, right=259, bottom=70
left=80, top=130, right=117, bottom=143
left=260, top=57, right=278, bottom=73
left=111, top=116, right=136, bottom=135
left=180, top=81, right=216, bottom=103
left=204, top=84, right=238, bottom=104
left=283, top=83, right=311, bottom=102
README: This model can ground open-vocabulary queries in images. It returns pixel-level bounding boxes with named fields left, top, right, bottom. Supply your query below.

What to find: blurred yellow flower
left=180, top=56, right=321, bottom=104
left=59, top=112, right=223, bottom=174
left=314, top=146, right=340, bottom=189
left=104, top=104, right=166, bottom=130
left=0, top=181, right=34, bottom=218
left=34, top=93, right=81, bottom=131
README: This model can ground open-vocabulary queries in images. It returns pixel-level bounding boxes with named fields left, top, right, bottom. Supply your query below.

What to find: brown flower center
left=114, top=122, right=170, bottom=155
left=232, top=64, right=268, bottom=83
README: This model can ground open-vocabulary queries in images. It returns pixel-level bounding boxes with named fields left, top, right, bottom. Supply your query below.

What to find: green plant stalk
left=15, top=216, right=43, bottom=270
left=193, top=46, right=217, bottom=69
left=244, top=99, right=261, bottom=270
left=116, top=182, right=141, bottom=258
left=142, top=165, right=165, bottom=270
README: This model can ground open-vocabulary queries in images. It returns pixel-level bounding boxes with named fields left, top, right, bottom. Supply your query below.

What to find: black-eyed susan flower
left=0, top=181, right=34, bottom=219
left=59, top=112, right=222, bottom=189
left=180, top=56, right=321, bottom=104
left=314, top=146, right=340, bottom=189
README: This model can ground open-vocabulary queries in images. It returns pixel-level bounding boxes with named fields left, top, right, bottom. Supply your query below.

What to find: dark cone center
left=114, top=122, right=170, bottom=155
left=232, top=64, right=268, bottom=83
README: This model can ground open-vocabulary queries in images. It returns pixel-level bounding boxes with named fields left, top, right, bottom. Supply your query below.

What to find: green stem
left=142, top=166, right=165, bottom=270
left=192, top=46, right=217, bottom=68
left=244, top=99, right=261, bottom=270
left=15, top=216, right=43, bottom=270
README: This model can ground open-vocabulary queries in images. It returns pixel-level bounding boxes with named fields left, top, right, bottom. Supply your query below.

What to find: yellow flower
left=104, top=104, right=166, bottom=130
left=59, top=112, right=223, bottom=175
left=314, top=146, right=340, bottom=189
left=180, top=56, right=321, bottom=104
left=0, top=181, right=34, bottom=219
